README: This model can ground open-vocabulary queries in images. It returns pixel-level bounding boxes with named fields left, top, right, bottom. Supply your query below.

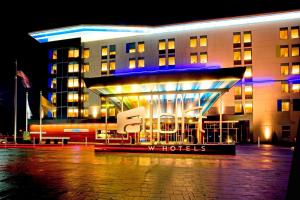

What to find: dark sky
left=1, top=0, right=300, bottom=133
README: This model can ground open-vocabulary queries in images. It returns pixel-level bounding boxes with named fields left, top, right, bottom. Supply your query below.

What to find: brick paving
left=0, top=144, right=292, bottom=199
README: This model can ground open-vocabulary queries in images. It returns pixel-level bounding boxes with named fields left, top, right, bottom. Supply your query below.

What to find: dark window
left=282, top=126, right=291, bottom=138
left=293, top=99, right=300, bottom=111
left=126, top=43, right=136, bottom=53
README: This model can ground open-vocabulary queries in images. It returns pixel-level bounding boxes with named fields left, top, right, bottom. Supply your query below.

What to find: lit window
left=109, top=45, right=116, bottom=57
left=244, top=49, right=252, bottom=61
left=281, top=81, right=289, bottom=93
left=233, top=49, right=241, bottom=64
left=292, top=84, right=300, bottom=93
left=291, top=45, right=300, bottom=57
left=67, top=107, right=78, bottom=117
left=292, top=63, right=300, bottom=74
left=168, top=55, right=175, bottom=65
left=244, top=101, right=253, bottom=113
left=109, top=108, right=116, bottom=116
left=190, top=53, right=198, bottom=64
left=138, top=57, right=145, bottom=68
left=82, top=48, right=90, bottom=59
left=234, top=86, right=242, bottom=96
left=81, top=94, right=89, bottom=102
left=200, top=35, right=207, bottom=47
left=190, top=36, right=197, bottom=48
left=101, top=62, right=108, bottom=72
left=68, top=48, right=79, bottom=58
left=280, top=45, right=289, bottom=57
left=291, top=26, right=300, bottom=39
left=200, top=52, right=207, bottom=63
left=82, top=109, right=89, bottom=118
left=235, top=101, right=242, bottom=113
left=159, top=40, right=166, bottom=51
left=68, top=78, right=79, bottom=88
left=101, top=46, right=108, bottom=58
left=68, top=62, right=79, bottom=73
left=51, top=93, right=56, bottom=104
left=129, top=58, right=136, bottom=69
left=168, top=39, right=175, bottom=50
left=279, top=27, right=288, bottom=39
left=51, top=78, right=56, bottom=89
left=159, top=56, right=166, bottom=66
left=109, top=61, right=116, bottom=71
left=126, top=43, right=136, bottom=53
left=243, top=31, right=252, bottom=44
left=68, top=92, right=79, bottom=102
left=52, top=49, right=57, bottom=60
left=280, top=63, right=289, bottom=75
left=51, top=64, right=57, bottom=74
left=278, top=100, right=290, bottom=111
left=245, top=85, right=253, bottom=98
left=51, top=108, right=57, bottom=118
left=233, top=32, right=241, bottom=47
left=244, top=66, right=252, bottom=78
left=137, top=42, right=145, bottom=53
left=82, top=63, right=89, bottom=73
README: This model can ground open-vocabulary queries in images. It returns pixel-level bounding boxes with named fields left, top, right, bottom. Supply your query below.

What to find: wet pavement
left=0, top=144, right=292, bottom=200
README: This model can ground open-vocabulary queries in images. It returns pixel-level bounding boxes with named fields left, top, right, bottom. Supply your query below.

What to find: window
left=291, top=45, right=300, bottom=57
left=244, top=101, right=253, bottom=113
left=159, top=40, right=166, bottom=52
left=109, top=108, right=116, bottom=116
left=101, top=46, right=108, bottom=59
left=234, top=101, right=243, bottom=113
left=51, top=93, right=56, bottom=104
left=282, top=126, right=291, bottom=138
left=244, top=49, right=252, bottom=64
left=277, top=99, right=290, bottom=111
left=291, top=26, right=300, bottom=39
left=138, top=57, right=145, bottom=68
left=101, top=61, right=108, bottom=72
left=234, top=86, right=242, bottom=99
left=280, top=63, right=289, bottom=75
left=51, top=64, right=57, bottom=74
left=245, top=85, right=253, bottom=99
left=137, top=42, right=144, bottom=53
left=168, top=55, right=175, bottom=66
left=190, top=36, right=197, bottom=48
left=68, top=48, right=79, bottom=58
left=200, top=52, right=207, bottom=63
left=81, top=93, right=89, bottom=102
left=52, top=49, right=57, bottom=60
left=109, top=45, right=116, bottom=58
left=82, top=109, right=89, bottom=118
left=82, top=48, right=90, bottom=59
left=243, top=31, right=252, bottom=47
left=280, top=45, right=289, bottom=57
left=51, top=78, right=56, bottom=89
left=126, top=43, right=136, bottom=53
left=281, top=81, right=289, bottom=93
left=233, top=32, right=241, bottom=48
left=244, top=66, right=252, bottom=78
left=292, top=63, right=300, bottom=74
left=68, top=92, right=79, bottom=102
left=292, top=84, right=300, bottom=93
left=109, top=61, right=116, bottom=71
left=82, top=63, right=89, bottom=73
left=200, top=35, right=207, bottom=47
left=159, top=56, right=166, bottom=66
left=68, top=78, right=79, bottom=88
left=279, top=27, right=288, bottom=39
left=190, top=53, right=198, bottom=64
left=293, top=99, right=300, bottom=111
left=67, top=107, right=78, bottom=118
left=168, top=39, right=175, bottom=50
left=68, top=62, right=79, bottom=73
left=129, top=58, right=136, bottom=69
left=233, top=49, right=241, bottom=65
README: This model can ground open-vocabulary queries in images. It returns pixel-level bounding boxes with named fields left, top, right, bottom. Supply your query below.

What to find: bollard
left=258, top=136, right=260, bottom=147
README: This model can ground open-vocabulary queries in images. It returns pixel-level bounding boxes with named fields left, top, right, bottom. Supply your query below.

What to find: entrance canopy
left=84, top=67, right=245, bottom=115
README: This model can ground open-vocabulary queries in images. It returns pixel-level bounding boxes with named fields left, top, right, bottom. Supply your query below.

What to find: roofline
left=29, top=9, right=300, bottom=43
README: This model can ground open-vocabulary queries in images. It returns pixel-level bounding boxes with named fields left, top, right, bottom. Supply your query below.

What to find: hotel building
left=29, top=10, right=300, bottom=144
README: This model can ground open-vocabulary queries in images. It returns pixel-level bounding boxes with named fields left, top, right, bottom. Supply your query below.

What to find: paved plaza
left=0, top=144, right=293, bottom=199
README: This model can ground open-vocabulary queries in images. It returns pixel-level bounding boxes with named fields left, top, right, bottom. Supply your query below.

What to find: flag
left=26, top=97, right=32, bottom=119
left=17, top=70, right=31, bottom=88
left=40, top=95, right=55, bottom=118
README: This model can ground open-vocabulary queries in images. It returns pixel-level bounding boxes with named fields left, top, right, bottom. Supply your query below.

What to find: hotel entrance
left=85, top=67, right=246, bottom=145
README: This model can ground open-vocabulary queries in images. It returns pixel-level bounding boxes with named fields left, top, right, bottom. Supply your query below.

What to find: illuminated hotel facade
left=29, top=10, right=300, bottom=143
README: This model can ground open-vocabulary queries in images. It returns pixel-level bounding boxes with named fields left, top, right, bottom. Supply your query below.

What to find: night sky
left=1, top=0, right=300, bottom=134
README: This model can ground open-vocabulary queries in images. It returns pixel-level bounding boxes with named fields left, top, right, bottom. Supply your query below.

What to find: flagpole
left=14, top=60, right=18, bottom=144
left=40, top=91, right=42, bottom=143
left=25, top=92, right=28, bottom=132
